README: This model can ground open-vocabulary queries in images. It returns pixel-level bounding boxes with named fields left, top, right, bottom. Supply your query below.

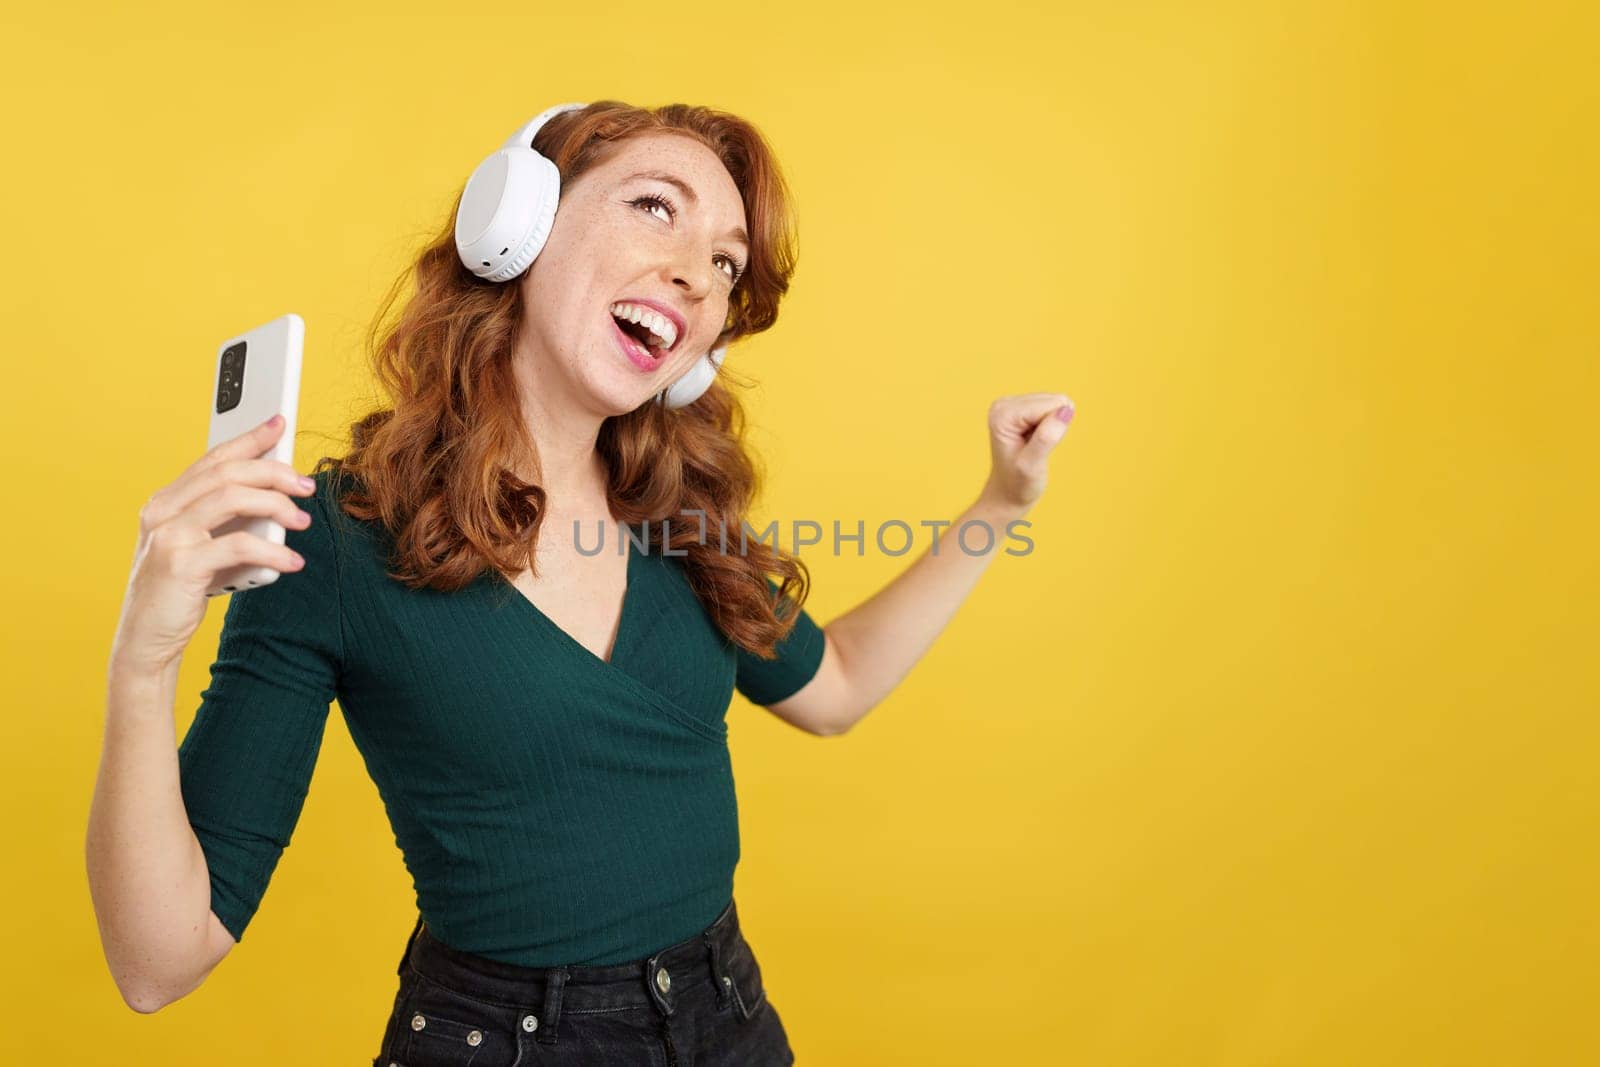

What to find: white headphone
left=454, top=102, right=728, bottom=410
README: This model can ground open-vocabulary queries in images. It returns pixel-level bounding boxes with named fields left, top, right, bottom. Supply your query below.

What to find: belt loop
left=704, top=930, right=730, bottom=1010
left=396, top=913, right=424, bottom=977
left=536, top=966, right=569, bottom=1045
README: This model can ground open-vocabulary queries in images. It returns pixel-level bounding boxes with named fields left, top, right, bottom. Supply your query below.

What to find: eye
left=630, top=193, right=676, bottom=223
left=713, top=253, right=745, bottom=285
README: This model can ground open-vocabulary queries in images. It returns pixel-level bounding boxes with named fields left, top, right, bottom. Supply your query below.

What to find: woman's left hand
left=976, top=392, right=1076, bottom=519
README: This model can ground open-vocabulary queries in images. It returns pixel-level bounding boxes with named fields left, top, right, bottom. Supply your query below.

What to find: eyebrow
left=623, top=170, right=750, bottom=249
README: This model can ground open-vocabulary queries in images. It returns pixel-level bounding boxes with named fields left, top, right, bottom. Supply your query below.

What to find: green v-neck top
left=176, top=467, right=826, bottom=966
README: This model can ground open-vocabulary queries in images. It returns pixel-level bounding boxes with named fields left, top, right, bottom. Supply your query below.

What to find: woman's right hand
left=110, top=414, right=319, bottom=675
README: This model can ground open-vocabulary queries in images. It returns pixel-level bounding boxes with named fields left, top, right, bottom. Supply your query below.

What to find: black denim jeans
left=372, top=897, right=796, bottom=1066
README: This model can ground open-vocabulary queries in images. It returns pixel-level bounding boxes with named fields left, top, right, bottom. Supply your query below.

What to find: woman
left=87, top=100, right=1075, bottom=1064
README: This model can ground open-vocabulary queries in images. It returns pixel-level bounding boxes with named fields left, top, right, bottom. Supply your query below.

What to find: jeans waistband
left=400, top=897, right=744, bottom=1043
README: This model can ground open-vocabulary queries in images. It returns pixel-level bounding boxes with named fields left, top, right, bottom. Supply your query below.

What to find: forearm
left=825, top=497, right=1022, bottom=729
left=86, top=655, right=218, bottom=1012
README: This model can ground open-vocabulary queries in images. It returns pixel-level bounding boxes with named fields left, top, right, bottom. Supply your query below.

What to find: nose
left=665, top=244, right=718, bottom=301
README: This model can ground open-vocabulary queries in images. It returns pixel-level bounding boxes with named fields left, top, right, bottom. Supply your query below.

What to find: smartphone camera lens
left=216, top=341, right=249, bottom=415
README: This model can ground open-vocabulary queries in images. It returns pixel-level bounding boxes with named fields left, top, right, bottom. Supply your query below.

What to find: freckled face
left=516, top=132, right=749, bottom=412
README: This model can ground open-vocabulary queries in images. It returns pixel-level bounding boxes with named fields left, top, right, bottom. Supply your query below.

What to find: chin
left=582, top=374, right=654, bottom=417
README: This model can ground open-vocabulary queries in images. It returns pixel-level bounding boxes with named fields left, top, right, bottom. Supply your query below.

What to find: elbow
left=814, top=708, right=861, bottom=737
left=117, top=977, right=175, bottom=1015
left=125, top=994, right=168, bottom=1016
left=117, top=969, right=209, bottom=1014
left=110, top=947, right=216, bottom=1014
left=91, top=911, right=200, bottom=1014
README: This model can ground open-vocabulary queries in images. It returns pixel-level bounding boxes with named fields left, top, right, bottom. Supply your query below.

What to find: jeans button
left=656, top=966, right=672, bottom=994
left=467, top=1030, right=483, bottom=1046
left=522, top=1014, right=539, bottom=1032
left=411, top=1013, right=427, bottom=1031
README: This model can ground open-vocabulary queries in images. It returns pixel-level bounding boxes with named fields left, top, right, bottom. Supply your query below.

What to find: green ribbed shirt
left=176, top=467, right=826, bottom=966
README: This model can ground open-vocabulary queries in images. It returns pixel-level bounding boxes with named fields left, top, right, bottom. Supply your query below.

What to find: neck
left=511, top=350, right=613, bottom=519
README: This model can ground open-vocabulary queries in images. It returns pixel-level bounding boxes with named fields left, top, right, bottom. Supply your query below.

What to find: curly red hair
left=312, top=100, right=812, bottom=659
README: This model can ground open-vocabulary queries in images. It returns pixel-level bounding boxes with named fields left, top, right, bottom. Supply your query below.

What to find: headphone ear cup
left=456, top=149, right=562, bottom=282
left=658, top=345, right=729, bottom=409
left=489, top=152, right=561, bottom=282
left=456, top=102, right=587, bottom=282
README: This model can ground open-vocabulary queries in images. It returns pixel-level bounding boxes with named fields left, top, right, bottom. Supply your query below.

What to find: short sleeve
left=176, top=477, right=344, bottom=943
left=734, top=578, right=826, bottom=706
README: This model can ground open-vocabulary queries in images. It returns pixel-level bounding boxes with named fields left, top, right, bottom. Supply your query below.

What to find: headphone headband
left=501, top=102, right=589, bottom=153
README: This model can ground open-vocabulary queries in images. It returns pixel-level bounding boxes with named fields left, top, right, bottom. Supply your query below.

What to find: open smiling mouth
left=607, top=302, right=680, bottom=369
left=611, top=316, right=663, bottom=363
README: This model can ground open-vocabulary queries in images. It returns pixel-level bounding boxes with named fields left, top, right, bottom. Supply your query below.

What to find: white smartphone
left=203, top=313, right=305, bottom=598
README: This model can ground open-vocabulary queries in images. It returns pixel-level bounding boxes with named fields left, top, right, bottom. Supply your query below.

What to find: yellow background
left=3, top=2, right=1595, bottom=1063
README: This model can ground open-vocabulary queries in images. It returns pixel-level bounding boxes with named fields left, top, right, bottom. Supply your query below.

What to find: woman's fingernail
left=1056, top=405, right=1075, bottom=423
left=267, top=414, right=283, bottom=428
left=299, top=476, right=316, bottom=490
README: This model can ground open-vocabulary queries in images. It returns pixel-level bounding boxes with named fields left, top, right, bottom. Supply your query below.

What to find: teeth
left=609, top=301, right=677, bottom=350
